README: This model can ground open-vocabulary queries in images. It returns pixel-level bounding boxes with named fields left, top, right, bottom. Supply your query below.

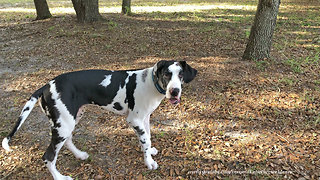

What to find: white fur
left=99, top=75, right=112, bottom=87
left=166, top=62, right=182, bottom=98
left=2, top=137, right=11, bottom=151
left=49, top=81, right=75, bottom=133
left=46, top=160, right=73, bottom=180
left=65, top=135, right=89, bottom=160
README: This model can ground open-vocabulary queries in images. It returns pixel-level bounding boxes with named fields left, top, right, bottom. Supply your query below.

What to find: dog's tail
left=2, top=84, right=48, bottom=151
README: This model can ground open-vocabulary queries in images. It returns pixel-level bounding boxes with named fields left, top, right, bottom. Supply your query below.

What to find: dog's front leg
left=127, top=114, right=158, bottom=170
left=143, top=115, right=158, bottom=156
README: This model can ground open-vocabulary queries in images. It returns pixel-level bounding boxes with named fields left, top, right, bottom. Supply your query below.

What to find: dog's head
left=153, top=60, right=197, bottom=105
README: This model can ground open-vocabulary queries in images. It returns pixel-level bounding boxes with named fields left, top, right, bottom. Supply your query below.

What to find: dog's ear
left=179, top=61, right=197, bottom=83
left=153, top=60, right=167, bottom=76
left=156, top=60, right=167, bottom=70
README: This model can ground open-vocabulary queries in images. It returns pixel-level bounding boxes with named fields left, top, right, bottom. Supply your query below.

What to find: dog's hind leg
left=41, top=80, right=78, bottom=179
left=42, top=113, right=75, bottom=179
left=65, top=134, right=89, bottom=160
left=64, top=106, right=89, bottom=160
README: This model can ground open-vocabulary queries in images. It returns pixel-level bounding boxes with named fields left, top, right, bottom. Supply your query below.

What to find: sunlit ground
left=0, top=4, right=257, bottom=14
left=0, top=0, right=319, bottom=179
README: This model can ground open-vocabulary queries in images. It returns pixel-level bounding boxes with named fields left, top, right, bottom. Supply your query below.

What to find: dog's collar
left=152, top=70, right=166, bottom=95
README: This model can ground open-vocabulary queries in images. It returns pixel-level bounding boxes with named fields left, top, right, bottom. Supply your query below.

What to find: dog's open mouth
left=169, top=97, right=181, bottom=105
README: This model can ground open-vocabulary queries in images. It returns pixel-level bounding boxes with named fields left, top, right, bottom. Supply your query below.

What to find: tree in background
left=34, top=0, right=52, bottom=20
left=122, top=0, right=132, bottom=15
left=242, top=0, right=281, bottom=60
left=71, top=0, right=102, bottom=23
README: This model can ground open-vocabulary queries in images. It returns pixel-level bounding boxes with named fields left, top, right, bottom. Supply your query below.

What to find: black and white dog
left=2, top=60, right=197, bottom=180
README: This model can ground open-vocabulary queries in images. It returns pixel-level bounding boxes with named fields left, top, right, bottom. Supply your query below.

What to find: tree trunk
left=242, top=0, right=280, bottom=60
left=34, top=0, right=52, bottom=20
left=122, top=0, right=132, bottom=15
left=71, top=0, right=102, bottom=23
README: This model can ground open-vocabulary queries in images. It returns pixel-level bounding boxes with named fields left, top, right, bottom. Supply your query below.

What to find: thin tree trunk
left=122, top=0, right=132, bottom=15
left=71, top=0, right=102, bottom=23
left=242, top=0, right=280, bottom=60
left=34, top=0, right=52, bottom=20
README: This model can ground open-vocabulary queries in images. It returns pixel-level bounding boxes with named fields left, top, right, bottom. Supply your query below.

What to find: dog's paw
left=150, top=147, right=158, bottom=156
left=57, top=175, right=73, bottom=180
left=145, top=157, right=158, bottom=170
left=64, top=176, right=73, bottom=180
left=76, top=151, right=89, bottom=160
left=63, top=176, right=73, bottom=180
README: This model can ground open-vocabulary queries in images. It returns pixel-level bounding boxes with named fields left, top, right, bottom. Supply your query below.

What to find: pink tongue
left=169, top=98, right=180, bottom=105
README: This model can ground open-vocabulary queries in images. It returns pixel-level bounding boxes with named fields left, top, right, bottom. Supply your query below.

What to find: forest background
left=0, top=0, right=319, bottom=179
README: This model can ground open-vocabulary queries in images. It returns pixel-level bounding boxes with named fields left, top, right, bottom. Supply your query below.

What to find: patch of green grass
left=25, top=14, right=36, bottom=19
left=48, top=26, right=56, bottom=31
left=284, top=58, right=303, bottom=73
left=90, top=33, right=104, bottom=38
left=0, top=131, right=9, bottom=137
left=245, top=28, right=250, bottom=38
left=314, top=115, right=320, bottom=126
left=299, top=90, right=316, bottom=104
left=104, top=44, right=112, bottom=50
left=314, top=80, right=320, bottom=85
left=161, top=48, right=179, bottom=57
left=254, top=59, right=270, bottom=71
left=284, top=49, right=320, bottom=74
left=156, top=131, right=166, bottom=138
left=278, top=77, right=296, bottom=86
left=183, top=127, right=197, bottom=156
left=106, top=20, right=118, bottom=31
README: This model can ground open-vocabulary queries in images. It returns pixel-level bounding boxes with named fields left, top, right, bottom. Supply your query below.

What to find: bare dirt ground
left=0, top=2, right=320, bottom=180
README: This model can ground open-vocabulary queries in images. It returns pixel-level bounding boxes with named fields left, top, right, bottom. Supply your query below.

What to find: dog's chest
left=96, top=69, right=162, bottom=116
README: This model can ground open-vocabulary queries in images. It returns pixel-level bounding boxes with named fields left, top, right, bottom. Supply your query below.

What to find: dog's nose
left=170, top=88, right=180, bottom=97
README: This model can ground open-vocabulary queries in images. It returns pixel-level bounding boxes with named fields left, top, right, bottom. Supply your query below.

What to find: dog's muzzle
left=169, top=88, right=181, bottom=105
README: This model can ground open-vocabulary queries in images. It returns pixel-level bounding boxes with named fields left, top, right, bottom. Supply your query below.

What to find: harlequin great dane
left=2, top=60, right=197, bottom=180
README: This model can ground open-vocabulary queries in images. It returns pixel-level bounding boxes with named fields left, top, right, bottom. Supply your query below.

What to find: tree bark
left=34, top=0, right=52, bottom=20
left=71, top=0, right=102, bottom=23
left=242, top=0, right=280, bottom=60
left=122, top=0, right=132, bottom=15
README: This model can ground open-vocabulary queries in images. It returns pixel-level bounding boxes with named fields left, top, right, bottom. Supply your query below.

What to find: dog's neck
left=151, top=69, right=166, bottom=95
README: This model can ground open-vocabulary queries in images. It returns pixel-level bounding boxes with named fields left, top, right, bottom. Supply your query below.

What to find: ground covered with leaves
left=0, top=0, right=319, bottom=179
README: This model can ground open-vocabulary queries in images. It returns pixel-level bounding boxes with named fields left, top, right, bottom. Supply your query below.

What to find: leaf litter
left=0, top=2, right=320, bottom=179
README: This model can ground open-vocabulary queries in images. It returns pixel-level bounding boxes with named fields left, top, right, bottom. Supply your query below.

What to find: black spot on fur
left=125, top=74, right=137, bottom=111
left=140, top=140, right=146, bottom=144
left=142, top=69, right=148, bottom=82
left=23, top=107, right=30, bottom=112
left=42, top=142, right=56, bottom=162
left=133, top=126, right=145, bottom=136
left=42, top=128, right=65, bottom=162
left=113, top=102, right=123, bottom=111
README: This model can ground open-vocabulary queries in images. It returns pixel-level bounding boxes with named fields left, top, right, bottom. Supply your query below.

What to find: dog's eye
left=178, top=72, right=183, bottom=79
left=164, top=72, right=171, bottom=78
